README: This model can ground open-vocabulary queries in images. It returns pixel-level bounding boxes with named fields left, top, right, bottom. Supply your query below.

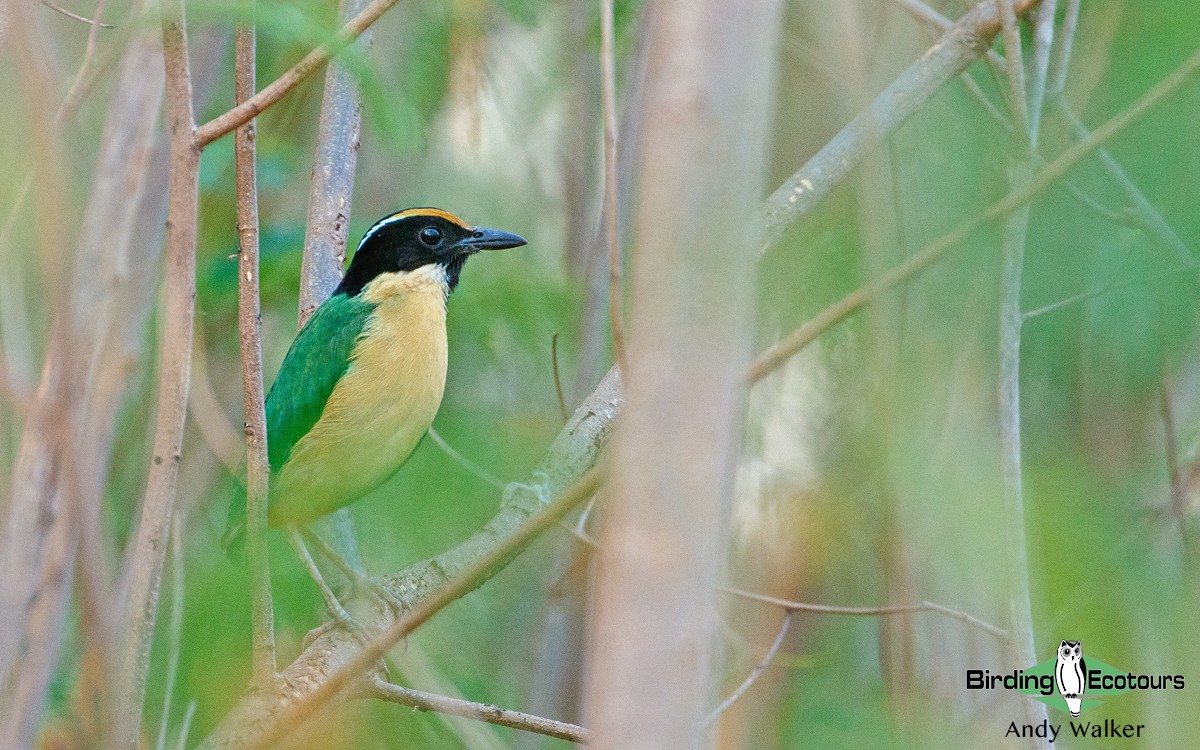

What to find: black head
left=334, top=208, right=527, bottom=297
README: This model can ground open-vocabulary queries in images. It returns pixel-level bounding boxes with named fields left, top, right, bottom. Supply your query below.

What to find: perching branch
left=234, top=2, right=277, bottom=688
left=745, top=45, right=1200, bottom=384
left=760, top=0, right=1043, bottom=250
left=366, top=677, right=592, bottom=744
left=109, top=2, right=199, bottom=746
left=195, top=369, right=622, bottom=750
left=193, top=0, right=398, bottom=148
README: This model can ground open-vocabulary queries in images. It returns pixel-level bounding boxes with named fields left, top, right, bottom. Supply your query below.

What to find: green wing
left=224, top=293, right=374, bottom=550
left=265, top=293, right=376, bottom=472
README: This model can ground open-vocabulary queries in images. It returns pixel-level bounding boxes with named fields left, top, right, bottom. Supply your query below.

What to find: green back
left=223, top=292, right=374, bottom=550
left=266, top=293, right=376, bottom=471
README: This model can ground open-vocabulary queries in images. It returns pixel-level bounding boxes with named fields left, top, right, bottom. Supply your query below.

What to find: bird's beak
left=457, top=226, right=528, bottom=252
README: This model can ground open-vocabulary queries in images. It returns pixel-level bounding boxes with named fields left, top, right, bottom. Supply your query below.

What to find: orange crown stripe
left=391, top=207, right=469, bottom=228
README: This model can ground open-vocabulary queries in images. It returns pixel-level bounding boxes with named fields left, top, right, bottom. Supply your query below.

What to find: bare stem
left=746, top=45, right=1200, bottom=384
left=38, top=0, right=114, bottom=28
left=996, top=0, right=1030, bottom=144
left=702, top=610, right=793, bottom=727
left=109, top=1, right=199, bottom=744
left=235, top=4, right=277, bottom=688
left=367, top=677, right=593, bottom=744
left=600, top=0, right=628, bottom=374
left=719, top=587, right=1007, bottom=640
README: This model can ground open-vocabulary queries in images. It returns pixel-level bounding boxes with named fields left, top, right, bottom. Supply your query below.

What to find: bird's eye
left=419, top=226, right=443, bottom=247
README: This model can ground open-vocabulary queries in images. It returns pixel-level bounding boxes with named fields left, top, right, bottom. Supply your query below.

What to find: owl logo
left=1055, top=640, right=1086, bottom=717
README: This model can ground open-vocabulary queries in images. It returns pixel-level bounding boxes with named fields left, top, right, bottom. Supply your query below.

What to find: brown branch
left=193, top=0, right=393, bottom=149
left=599, top=0, right=628, bottom=374
left=761, top=0, right=1043, bottom=249
left=245, top=468, right=603, bottom=750
left=234, top=3, right=277, bottom=688
left=109, top=0, right=199, bottom=745
left=366, top=677, right=592, bottom=744
left=719, top=587, right=1007, bottom=640
left=294, top=0, right=376, bottom=578
left=703, top=610, right=793, bottom=727
left=745, top=45, right=1200, bottom=384
left=195, top=368, right=622, bottom=750
left=39, top=0, right=115, bottom=28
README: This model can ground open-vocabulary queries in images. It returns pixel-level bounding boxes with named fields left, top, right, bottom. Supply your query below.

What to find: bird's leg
left=285, top=526, right=362, bottom=634
left=301, top=526, right=405, bottom=615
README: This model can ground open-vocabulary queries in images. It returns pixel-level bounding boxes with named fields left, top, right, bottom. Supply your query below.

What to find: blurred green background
left=3, top=0, right=1200, bottom=748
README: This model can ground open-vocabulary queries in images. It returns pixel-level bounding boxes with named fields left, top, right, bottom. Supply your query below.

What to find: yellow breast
left=270, top=265, right=449, bottom=526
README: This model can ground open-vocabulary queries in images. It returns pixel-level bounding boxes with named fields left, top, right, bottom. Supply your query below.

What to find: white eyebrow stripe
left=356, top=214, right=407, bottom=250
left=354, top=209, right=470, bottom=252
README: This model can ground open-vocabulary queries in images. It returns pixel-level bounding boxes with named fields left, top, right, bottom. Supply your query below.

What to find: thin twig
left=193, top=0, right=395, bottom=148
left=39, top=0, right=114, bottom=28
left=551, top=332, right=568, bottom=421
left=235, top=2, right=277, bottom=688
left=996, top=0, right=1030, bottom=145
left=109, top=1, right=199, bottom=745
left=427, top=427, right=506, bottom=489
left=599, top=0, right=628, bottom=374
left=367, top=677, right=592, bottom=744
left=1160, top=378, right=1187, bottom=523
left=155, top=514, right=186, bottom=750
left=1027, top=0, right=1057, bottom=142
left=1020, top=266, right=1188, bottom=321
left=239, top=468, right=604, bottom=750
left=175, top=700, right=197, bottom=750
left=1049, top=0, right=1081, bottom=97
left=702, top=610, right=793, bottom=727
left=718, top=587, right=1007, bottom=640
left=745, top=45, right=1200, bottom=384
left=1058, top=177, right=1130, bottom=225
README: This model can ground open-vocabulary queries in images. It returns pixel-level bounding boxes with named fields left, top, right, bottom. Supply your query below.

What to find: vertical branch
left=996, top=0, right=1030, bottom=144
left=298, top=0, right=375, bottom=572
left=1048, top=0, right=1080, bottom=98
left=235, top=2, right=277, bottom=687
left=1026, top=0, right=1056, bottom=139
left=298, top=0, right=372, bottom=325
left=996, top=4, right=1050, bottom=746
left=583, top=1, right=781, bottom=747
left=599, top=0, right=627, bottom=374
left=110, top=1, right=199, bottom=746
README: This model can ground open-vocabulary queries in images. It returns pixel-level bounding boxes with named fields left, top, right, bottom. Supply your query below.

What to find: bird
left=226, top=207, right=526, bottom=621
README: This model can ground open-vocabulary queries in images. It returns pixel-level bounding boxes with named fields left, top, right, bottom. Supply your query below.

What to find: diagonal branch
left=702, top=610, right=793, bottom=727
left=746, top=46, right=1200, bottom=384
left=195, top=369, right=622, bottom=750
left=193, top=0, right=399, bottom=148
left=366, top=677, right=592, bottom=744
left=761, top=0, right=1043, bottom=249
